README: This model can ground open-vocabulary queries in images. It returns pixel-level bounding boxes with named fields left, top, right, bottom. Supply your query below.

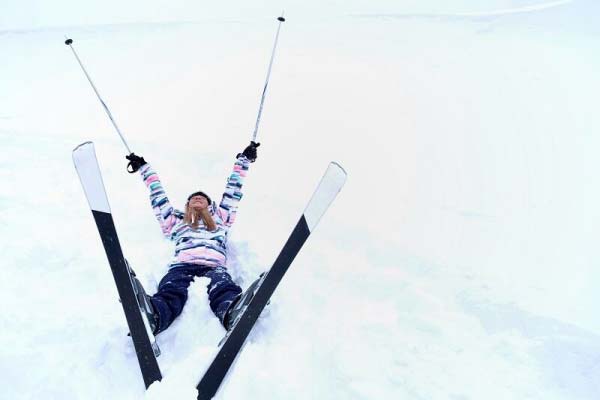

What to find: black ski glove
left=237, top=141, right=260, bottom=163
left=126, top=153, right=147, bottom=173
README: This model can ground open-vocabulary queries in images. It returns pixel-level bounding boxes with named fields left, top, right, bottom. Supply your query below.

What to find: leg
left=202, top=267, right=242, bottom=326
left=150, top=266, right=196, bottom=333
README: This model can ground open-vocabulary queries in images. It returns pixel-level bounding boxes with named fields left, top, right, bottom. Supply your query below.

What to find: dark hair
left=187, top=191, right=212, bottom=204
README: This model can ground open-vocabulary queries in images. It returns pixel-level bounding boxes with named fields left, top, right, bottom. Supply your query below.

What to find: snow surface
left=1, top=1, right=600, bottom=399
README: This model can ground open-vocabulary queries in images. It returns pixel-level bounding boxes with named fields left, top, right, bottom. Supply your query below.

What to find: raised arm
left=126, top=153, right=182, bottom=238
left=216, top=142, right=260, bottom=229
left=139, top=164, right=183, bottom=238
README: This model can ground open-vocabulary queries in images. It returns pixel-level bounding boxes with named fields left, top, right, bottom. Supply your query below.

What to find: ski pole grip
left=65, top=38, right=73, bottom=45
left=127, top=162, right=136, bottom=174
left=278, top=17, right=285, bottom=22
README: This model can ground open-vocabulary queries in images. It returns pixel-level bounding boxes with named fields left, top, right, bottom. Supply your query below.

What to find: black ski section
left=91, top=211, right=162, bottom=388
left=73, top=141, right=161, bottom=389
left=195, top=161, right=346, bottom=399
left=196, top=216, right=311, bottom=400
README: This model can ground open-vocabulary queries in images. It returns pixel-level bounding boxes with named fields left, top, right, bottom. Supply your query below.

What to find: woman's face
left=188, top=195, right=209, bottom=210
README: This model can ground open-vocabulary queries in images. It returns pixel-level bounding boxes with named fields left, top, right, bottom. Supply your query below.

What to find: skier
left=124, top=141, right=261, bottom=334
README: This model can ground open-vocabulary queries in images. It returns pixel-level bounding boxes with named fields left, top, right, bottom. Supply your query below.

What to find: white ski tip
left=72, top=141, right=111, bottom=213
left=73, top=141, right=93, bottom=152
left=304, top=162, right=347, bottom=232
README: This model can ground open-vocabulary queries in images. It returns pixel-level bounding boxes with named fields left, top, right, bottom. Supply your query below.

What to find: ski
left=72, top=141, right=162, bottom=389
left=196, top=162, right=347, bottom=400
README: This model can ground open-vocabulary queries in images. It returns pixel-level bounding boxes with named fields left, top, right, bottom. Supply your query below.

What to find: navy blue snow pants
left=149, top=264, right=242, bottom=334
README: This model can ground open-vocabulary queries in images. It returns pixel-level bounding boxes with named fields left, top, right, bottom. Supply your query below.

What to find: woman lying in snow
left=124, top=141, right=260, bottom=334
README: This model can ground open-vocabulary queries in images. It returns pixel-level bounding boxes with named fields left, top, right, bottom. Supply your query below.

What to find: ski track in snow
left=352, top=0, right=573, bottom=20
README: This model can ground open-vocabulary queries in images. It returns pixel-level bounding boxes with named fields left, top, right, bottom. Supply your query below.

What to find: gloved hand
left=126, top=153, right=147, bottom=173
left=237, top=141, right=260, bottom=163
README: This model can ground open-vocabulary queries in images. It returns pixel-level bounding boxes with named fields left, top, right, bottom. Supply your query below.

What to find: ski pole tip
left=277, top=16, right=285, bottom=22
left=65, top=38, right=73, bottom=45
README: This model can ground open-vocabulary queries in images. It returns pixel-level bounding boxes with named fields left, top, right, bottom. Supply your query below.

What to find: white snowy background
left=1, top=0, right=600, bottom=399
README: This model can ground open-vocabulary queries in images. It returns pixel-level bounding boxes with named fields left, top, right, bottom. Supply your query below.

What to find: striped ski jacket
left=139, top=156, right=250, bottom=269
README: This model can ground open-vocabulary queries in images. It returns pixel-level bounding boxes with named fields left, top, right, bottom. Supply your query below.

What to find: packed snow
left=1, top=1, right=600, bottom=399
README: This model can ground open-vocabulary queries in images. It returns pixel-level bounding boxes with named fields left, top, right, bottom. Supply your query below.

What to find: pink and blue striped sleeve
left=217, top=156, right=250, bottom=229
left=140, top=164, right=181, bottom=238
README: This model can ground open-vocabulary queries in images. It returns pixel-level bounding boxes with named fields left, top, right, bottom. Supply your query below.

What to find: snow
left=2, top=1, right=600, bottom=399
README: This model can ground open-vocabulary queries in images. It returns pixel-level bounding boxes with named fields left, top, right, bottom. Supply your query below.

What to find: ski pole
left=65, top=38, right=132, bottom=154
left=251, top=15, right=286, bottom=143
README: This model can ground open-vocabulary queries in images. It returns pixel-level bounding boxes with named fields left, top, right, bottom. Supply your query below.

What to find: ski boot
left=127, top=262, right=160, bottom=335
left=223, top=274, right=265, bottom=331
